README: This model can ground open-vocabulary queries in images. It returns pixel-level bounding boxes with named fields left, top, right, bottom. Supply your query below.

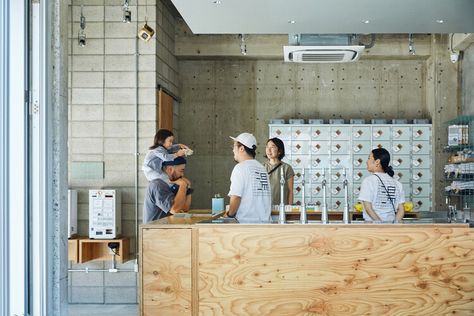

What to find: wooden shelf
left=69, top=237, right=130, bottom=264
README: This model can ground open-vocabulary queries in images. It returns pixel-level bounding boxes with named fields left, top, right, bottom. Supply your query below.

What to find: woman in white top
left=358, top=148, right=405, bottom=223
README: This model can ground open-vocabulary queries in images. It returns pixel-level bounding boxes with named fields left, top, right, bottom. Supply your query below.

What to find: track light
left=78, top=6, right=86, bottom=47
left=239, top=34, right=247, bottom=56
left=408, top=34, right=415, bottom=55
left=138, top=23, right=155, bottom=42
left=122, top=0, right=131, bottom=23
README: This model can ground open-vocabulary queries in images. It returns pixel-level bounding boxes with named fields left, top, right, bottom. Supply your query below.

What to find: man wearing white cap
left=227, top=132, right=272, bottom=222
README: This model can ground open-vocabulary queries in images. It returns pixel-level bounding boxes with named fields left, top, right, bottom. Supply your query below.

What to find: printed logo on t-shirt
left=375, top=182, right=397, bottom=211
left=251, top=167, right=270, bottom=196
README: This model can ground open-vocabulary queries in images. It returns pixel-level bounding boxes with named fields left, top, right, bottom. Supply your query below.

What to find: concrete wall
left=177, top=35, right=459, bottom=209
left=462, top=44, right=474, bottom=115
left=67, top=0, right=178, bottom=304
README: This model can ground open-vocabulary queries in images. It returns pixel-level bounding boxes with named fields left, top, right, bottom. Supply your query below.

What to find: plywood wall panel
left=141, top=229, right=192, bottom=315
left=197, top=226, right=474, bottom=315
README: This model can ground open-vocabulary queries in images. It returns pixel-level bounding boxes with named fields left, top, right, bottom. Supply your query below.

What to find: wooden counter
left=139, top=215, right=474, bottom=316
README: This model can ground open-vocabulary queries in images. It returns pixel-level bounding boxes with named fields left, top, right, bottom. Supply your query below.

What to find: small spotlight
left=288, top=20, right=296, bottom=24
left=362, top=20, right=370, bottom=24
left=138, top=23, right=155, bottom=42
left=78, top=32, right=86, bottom=47
left=436, top=19, right=444, bottom=24
left=78, top=6, right=87, bottom=47
left=122, top=0, right=131, bottom=23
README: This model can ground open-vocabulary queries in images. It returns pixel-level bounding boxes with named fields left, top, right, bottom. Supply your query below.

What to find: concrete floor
left=68, top=304, right=138, bottom=316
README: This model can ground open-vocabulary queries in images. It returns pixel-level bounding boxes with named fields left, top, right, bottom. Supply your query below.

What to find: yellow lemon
left=354, top=203, right=363, bottom=212
left=404, top=202, right=414, bottom=212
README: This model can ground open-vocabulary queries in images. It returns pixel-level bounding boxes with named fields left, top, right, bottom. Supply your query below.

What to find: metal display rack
left=444, top=115, right=474, bottom=219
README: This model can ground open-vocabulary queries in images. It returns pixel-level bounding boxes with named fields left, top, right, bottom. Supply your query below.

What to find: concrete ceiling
left=170, top=0, right=474, bottom=34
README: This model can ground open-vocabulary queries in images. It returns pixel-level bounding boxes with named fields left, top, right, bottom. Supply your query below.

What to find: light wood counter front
left=140, top=217, right=474, bottom=315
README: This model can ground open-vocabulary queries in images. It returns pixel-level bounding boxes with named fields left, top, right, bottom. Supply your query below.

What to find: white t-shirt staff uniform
left=228, top=159, right=272, bottom=222
left=358, top=172, right=405, bottom=222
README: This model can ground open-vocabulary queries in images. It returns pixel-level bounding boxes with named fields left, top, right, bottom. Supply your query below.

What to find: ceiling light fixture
left=449, top=33, right=459, bottom=63
left=408, top=33, right=415, bottom=55
left=436, top=19, right=444, bottom=24
left=288, top=20, right=296, bottom=24
left=362, top=20, right=370, bottom=24
left=78, top=5, right=86, bottom=47
left=213, top=0, right=222, bottom=4
left=122, top=0, right=131, bottom=23
left=239, top=34, right=247, bottom=56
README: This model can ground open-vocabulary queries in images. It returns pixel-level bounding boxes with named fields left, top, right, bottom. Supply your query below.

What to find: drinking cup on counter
left=404, top=201, right=414, bottom=212
left=212, top=195, right=224, bottom=215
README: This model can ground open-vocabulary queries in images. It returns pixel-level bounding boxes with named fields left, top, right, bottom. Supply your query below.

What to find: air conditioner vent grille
left=284, top=45, right=365, bottom=63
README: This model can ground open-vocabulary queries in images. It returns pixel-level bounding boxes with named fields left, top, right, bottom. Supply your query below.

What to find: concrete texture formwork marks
left=179, top=58, right=432, bottom=208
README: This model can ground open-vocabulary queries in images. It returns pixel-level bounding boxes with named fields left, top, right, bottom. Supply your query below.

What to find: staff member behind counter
left=225, top=133, right=272, bottom=222
left=358, top=148, right=405, bottom=223
left=262, top=137, right=294, bottom=205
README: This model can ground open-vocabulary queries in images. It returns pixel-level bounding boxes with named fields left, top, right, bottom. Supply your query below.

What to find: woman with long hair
left=358, top=148, right=405, bottom=222
left=263, top=137, right=295, bottom=205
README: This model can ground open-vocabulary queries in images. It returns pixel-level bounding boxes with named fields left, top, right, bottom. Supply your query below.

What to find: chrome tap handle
left=321, top=168, right=328, bottom=224
left=300, top=168, right=307, bottom=224
left=342, top=167, right=350, bottom=224
left=279, top=167, right=286, bottom=224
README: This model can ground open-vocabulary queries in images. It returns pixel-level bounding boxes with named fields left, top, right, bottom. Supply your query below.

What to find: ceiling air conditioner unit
left=284, top=34, right=366, bottom=63
left=284, top=45, right=365, bottom=63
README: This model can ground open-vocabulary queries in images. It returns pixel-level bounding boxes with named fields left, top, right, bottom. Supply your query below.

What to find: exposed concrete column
left=50, top=0, right=69, bottom=314
left=426, top=34, right=459, bottom=210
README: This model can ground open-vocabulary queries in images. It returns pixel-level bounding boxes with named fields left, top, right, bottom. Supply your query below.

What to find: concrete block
left=105, top=38, right=136, bottom=55
left=138, top=104, right=156, bottom=122
left=104, top=137, right=135, bottom=154
left=72, top=55, right=104, bottom=72
left=104, top=72, right=136, bottom=88
left=103, top=170, right=135, bottom=186
left=104, top=121, right=134, bottom=137
left=104, top=271, right=136, bottom=287
left=120, top=187, right=137, bottom=205
left=138, top=36, right=156, bottom=55
left=71, top=72, right=104, bottom=88
left=138, top=121, right=155, bottom=138
left=104, top=287, right=137, bottom=304
left=104, top=154, right=135, bottom=171
left=138, top=6, right=156, bottom=22
left=72, top=5, right=104, bottom=22
left=105, top=0, right=137, bottom=5
left=72, top=38, right=105, bottom=55
left=70, top=271, right=104, bottom=287
left=105, top=22, right=137, bottom=38
left=72, top=0, right=105, bottom=4
left=104, top=105, right=135, bottom=121
left=138, top=137, right=152, bottom=153
left=138, top=55, right=156, bottom=72
left=70, top=286, right=104, bottom=304
left=104, top=5, right=137, bottom=22
left=69, top=154, right=104, bottom=162
left=138, top=71, right=156, bottom=88
left=138, top=88, right=156, bottom=105
left=105, top=55, right=136, bottom=72
left=71, top=88, right=104, bottom=105
left=71, top=122, right=103, bottom=138
left=71, top=22, right=104, bottom=39
left=70, top=138, right=103, bottom=154
left=104, top=88, right=135, bottom=104
left=121, top=203, right=136, bottom=221
left=71, top=105, right=103, bottom=121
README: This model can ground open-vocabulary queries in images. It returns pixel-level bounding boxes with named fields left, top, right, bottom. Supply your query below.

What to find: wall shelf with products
left=444, top=115, right=474, bottom=218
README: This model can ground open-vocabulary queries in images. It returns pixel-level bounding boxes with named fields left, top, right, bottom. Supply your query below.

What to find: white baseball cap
left=230, top=132, right=257, bottom=149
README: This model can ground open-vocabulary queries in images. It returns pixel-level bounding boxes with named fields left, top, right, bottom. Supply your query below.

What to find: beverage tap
left=278, top=167, right=286, bottom=224
left=446, top=196, right=457, bottom=223
left=300, top=168, right=307, bottom=224
left=321, top=168, right=328, bottom=224
left=342, top=168, right=350, bottom=224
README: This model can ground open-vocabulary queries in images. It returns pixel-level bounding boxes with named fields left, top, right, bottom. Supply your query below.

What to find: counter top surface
left=140, top=211, right=469, bottom=229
